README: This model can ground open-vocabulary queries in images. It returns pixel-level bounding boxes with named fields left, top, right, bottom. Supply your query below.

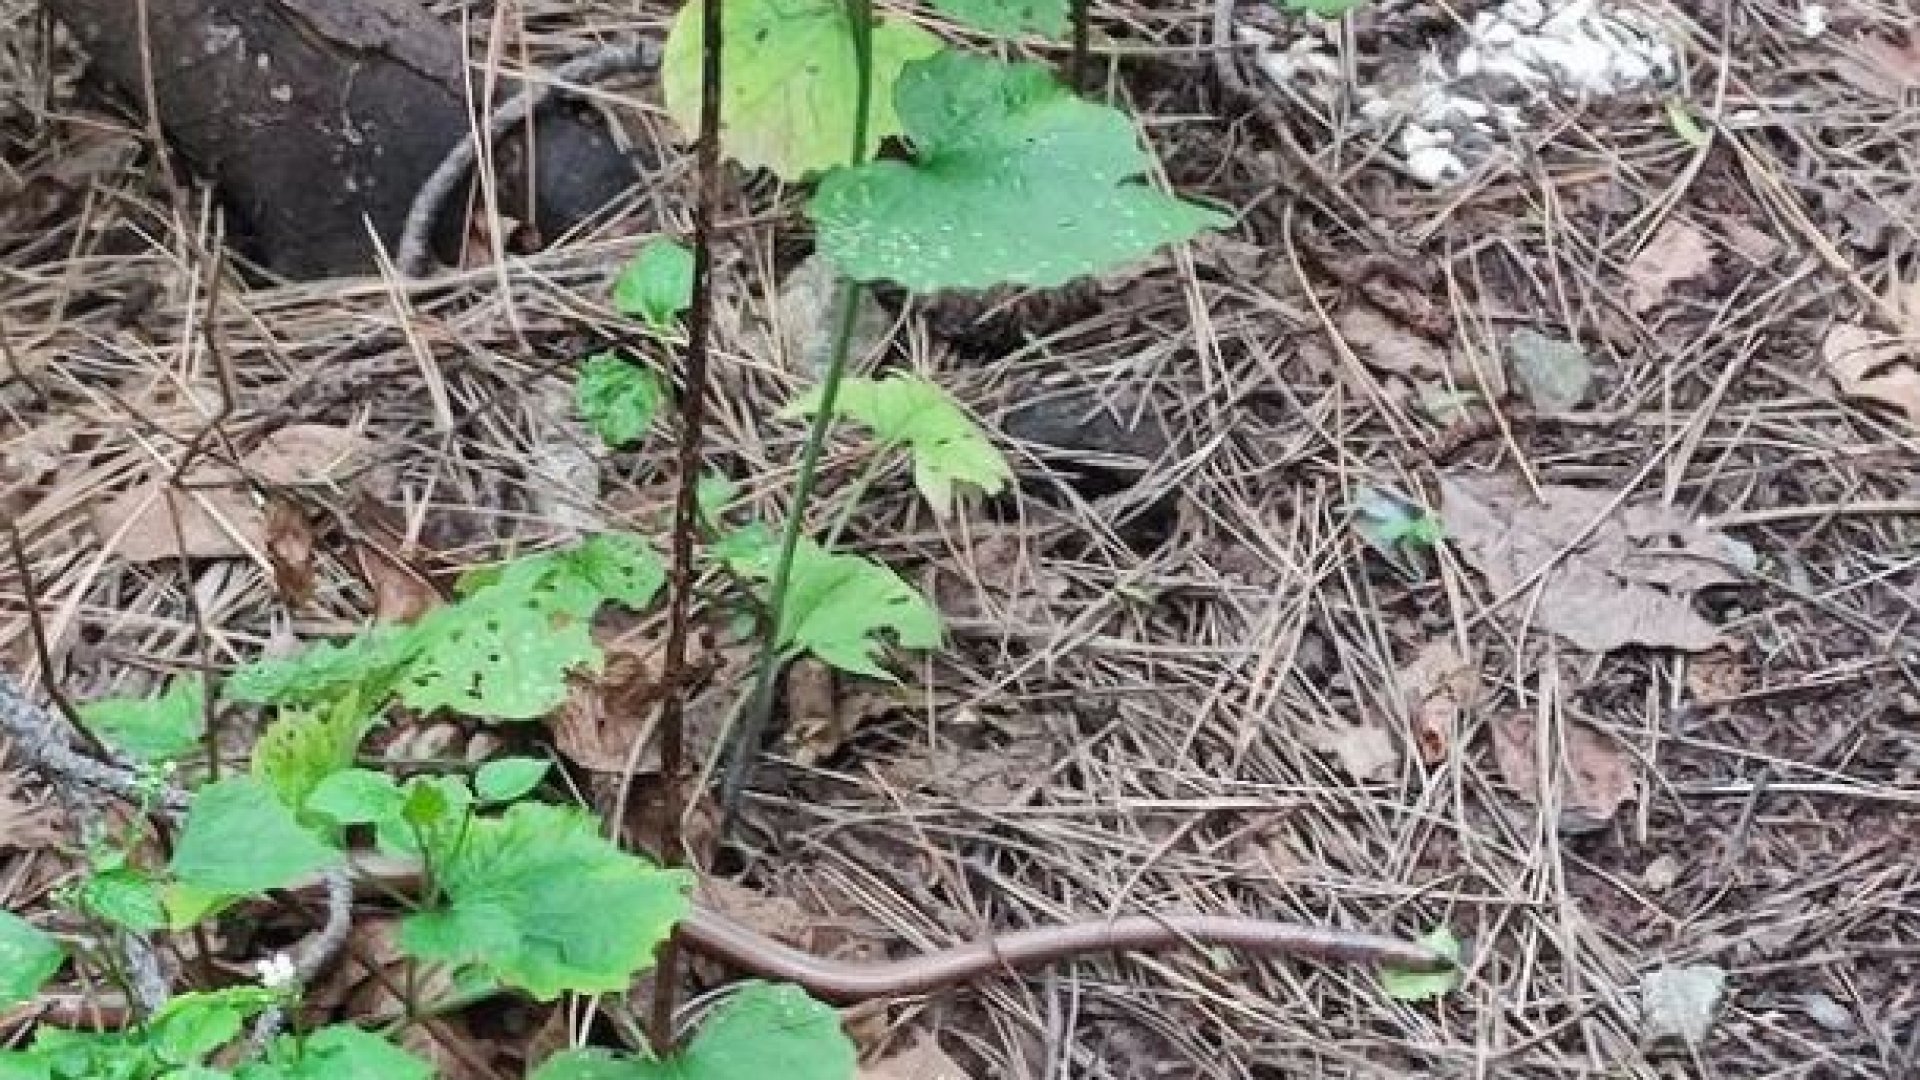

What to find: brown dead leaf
left=1685, top=647, right=1748, bottom=704
left=1490, top=713, right=1636, bottom=833
left=1835, top=33, right=1920, bottom=103
left=352, top=542, right=441, bottom=623
left=1822, top=322, right=1920, bottom=425
left=1440, top=475, right=1738, bottom=653
left=783, top=661, right=906, bottom=767
left=861, top=1034, right=973, bottom=1080
left=550, top=645, right=667, bottom=774
left=1398, top=640, right=1478, bottom=763
left=1337, top=302, right=1453, bottom=378
left=1304, top=722, right=1398, bottom=781
left=91, top=472, right=265, bottom=563
left=263, top=497, right=316, bottom=605
left=251, top=424, right=370, bottom=487
left=1625, top=221, right=1715, bottom=313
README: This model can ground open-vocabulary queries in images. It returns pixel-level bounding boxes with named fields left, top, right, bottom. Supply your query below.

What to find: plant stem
left=1071, top=0, right=1091, bottom=91
left=648, top=0, right=729, bottom=1056
left=718, top=0, right=875, bottom=836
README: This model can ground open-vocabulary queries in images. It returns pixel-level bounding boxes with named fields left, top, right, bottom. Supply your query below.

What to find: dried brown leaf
left=1490, top=713, right=1636, bottom=832
left=861, top=1035, right=973, bottom=1080
left=1625, top=220, right=1715, bottom=312
left=91, top=472, right=264, bottom=563
left=1440, top=475, right=1736, bottom=652
left=352, top=543, right=440, bottom=624
left=550, top=645, right=666, bottom=774
left=251, top=424, right=370, bottom=487
left=1398, top=640, right=1478, bottom=763
left=1822, top=322, right=1920, bottom=425
left=783, top=661, right=904, bottom=767
left=1337, top=302, right=1452, bottom=378
left=263, top=497, right=316, bottom=606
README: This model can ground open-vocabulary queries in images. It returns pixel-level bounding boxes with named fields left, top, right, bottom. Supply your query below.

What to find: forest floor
left=3, top=0, right=1918, bottom=1076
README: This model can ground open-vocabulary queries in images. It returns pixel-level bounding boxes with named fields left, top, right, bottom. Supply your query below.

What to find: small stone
left=1507, top=328, right=1592, bottom=411
left=1642, top=853, right=1681, bottom=894
left=1641, top=965, right=1728, bottom=1048
left=1798, top=991, right=1854, bottom=1033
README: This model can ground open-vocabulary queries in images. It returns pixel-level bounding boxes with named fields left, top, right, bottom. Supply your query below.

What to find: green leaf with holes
left=662, top=0, right=942, bottom=180
left=252, top=699, right=380, bottom=825
left=530, top=983, right=854, bottom=1080
left=810, top=52, right=1226, bottom=291
left=610, top=239, right=695, bottom=333
left=0, top=912, right=63, bottom=1007
left=169, top=777, right=342, bottom=898
left=740, top=539, right=941, bottom=680
left=78, top=866, right=169, bottom=934
left=930, top=0, right=1068, bottom=37
left=785, top=374, right=1010, bottom=517
left=399, top=802, right=691, bottom=1001
left=577, top=353, right=667, bottom=448
left=399, top=578, right=602, bottom=722
left=77, top=677, right=205, bottom=764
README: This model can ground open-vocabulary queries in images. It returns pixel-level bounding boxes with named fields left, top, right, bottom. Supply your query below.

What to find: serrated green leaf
left=238, top=1024, right=434, bottom=1080
left=929, top=0, right=1067, bottom=37
left=150, top=987, right=281, bottom=1065
left=1381, top=926, right=1462, bottom=1002
left=785, top=375, right=1010, bottom=516
left=611, top=239, right=695, bottom=332
left=77, top=677, right=205, bottom=764
left=0, top=911, right=63, bottom=1007
left=810, top=52, right=1227, bottom=291
left=1281, top=0, right=1367, bottom=15
left=530, top=983, right=854, bottom=1080
left=252, top=700, right=380, bottom=825
left=224, top=624, right=422, bottom=710
left=475, top=758, right=549, bottom=804
left=662, top=0, right=942, bottom=180
left=398, top=802, right=691, bottom=1000
left=305, top=768, right=405, bottom=826
left=0, top=1051, right=50, bottom=1080
left=577, top=353, right=667, bottom=448
left=746, top=539, right=941, bottom=680
left=78, top=867, right=169, bottom=934
left=170, top=777, right=341, bottom=898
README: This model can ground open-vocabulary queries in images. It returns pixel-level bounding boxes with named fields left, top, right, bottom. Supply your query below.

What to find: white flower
left=255, top=952, right=298, bottom=990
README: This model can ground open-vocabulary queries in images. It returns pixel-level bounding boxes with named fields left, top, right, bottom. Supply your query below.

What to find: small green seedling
left=784, top=374, right=1011, bottom=517
left=1380, top=925, right=1464, bottom=1002
left=531, top=982, right=855, bottom=1079
left=78, top=676, right=205, bottom=765
left=1279, top=0, right=1368, bottom=17
left=612, top=238, right=696, bottom=333
left=577, top=352, right=668, bottom=447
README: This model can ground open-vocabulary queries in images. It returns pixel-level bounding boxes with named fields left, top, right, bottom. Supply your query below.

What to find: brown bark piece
left=45, top=0, right=638, bottom=277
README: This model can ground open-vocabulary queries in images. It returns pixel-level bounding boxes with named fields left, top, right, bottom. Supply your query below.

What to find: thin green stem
left=718, top=0, right=874, bottom=835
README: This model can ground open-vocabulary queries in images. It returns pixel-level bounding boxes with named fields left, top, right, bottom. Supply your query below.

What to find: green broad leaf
left=929, top=0, right=1068, bottom=37
left=810, top=52, right=1227, bottom=291
left=530, top=983, right=854, bottom=1080
left=238, top=1024, right=434, bottom=1080
left=1381, top=926, right=1463, bottom=1002
left=695, top=474, right=737, bottom=529
left=77, top=677, right=205, bottom=764
left=0, top=911, right=64, bottom=1007
left=475, top=758, right=550, bottom=804
left=1280, top=0, right=1367, bottom=15
left=169, top=777, right=342, bottom=898
left=747, top=539, right=941, bottom=680
left=78, top=867, right=169, bottom=934
left=398, top=802, right=692, bottom=1001
left=398, top=586, right=601, bottom=721
left=149, top=987, right=281, bottom=1065
left=541, top=533, right=669, bottom=612
left=662, top=0, right=942, bottom=180
left=0, top=1051, right=49, bottom=1080
left=577, top=353, right=667, bottom=448
left=306, top=768, right=406, bottom=826
left=784, top=375, right=1011, bottom=517
left=611, top=239, right=696, bottom=333
left=252, top=701, right=380, bottom=824
left=225, top=624, right=424, bottom=710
